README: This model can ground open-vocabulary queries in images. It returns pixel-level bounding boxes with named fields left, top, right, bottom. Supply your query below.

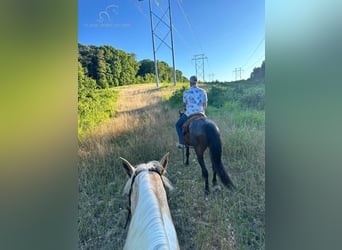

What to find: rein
left=124, top=168, right=162, bottom=229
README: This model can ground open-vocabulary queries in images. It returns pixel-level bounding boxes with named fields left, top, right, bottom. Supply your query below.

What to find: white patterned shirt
left=183, top=86, right=208, bottom=116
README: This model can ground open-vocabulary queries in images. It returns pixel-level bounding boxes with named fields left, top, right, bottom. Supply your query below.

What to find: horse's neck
left=132, top=173, right=170, bottom=215
left=125, top=174, right=179, bottom=250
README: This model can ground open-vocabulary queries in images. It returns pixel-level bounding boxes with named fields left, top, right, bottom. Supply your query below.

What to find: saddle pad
left=182, top=113, right=206, bottom=134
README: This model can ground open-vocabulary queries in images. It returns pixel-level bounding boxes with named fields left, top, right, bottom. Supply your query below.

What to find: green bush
left=239, top=87, right=265, bottom=110
left=208, top=85, right=227, bottom=108
left=207, top=81, right=265, bottom=111
left=168, top=85, right=186, bottom=108
left=78, top=88, right=118, bottom=138
left=231, top=110, right=265, bottom=128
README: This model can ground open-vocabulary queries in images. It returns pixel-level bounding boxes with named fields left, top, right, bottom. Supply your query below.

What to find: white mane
left=123, top=161, right=179, bottom=250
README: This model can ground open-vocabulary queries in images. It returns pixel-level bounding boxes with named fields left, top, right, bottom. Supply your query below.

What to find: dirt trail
left=92, top=84, right=170, bottom=138
left=115, top=84, right=166, bottom=114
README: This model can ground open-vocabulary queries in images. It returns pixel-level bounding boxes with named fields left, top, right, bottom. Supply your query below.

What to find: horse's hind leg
left=195, top=148, right=209, bottom=194
left=209, top=151, right=218, bottom=188
left=212, top=170, right=217, bottom=187
left=185, top=146, right=190, bottom=165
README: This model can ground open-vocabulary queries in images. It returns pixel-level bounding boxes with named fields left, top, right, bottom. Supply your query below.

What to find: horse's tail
left=205, top=122, right=236, bottom=191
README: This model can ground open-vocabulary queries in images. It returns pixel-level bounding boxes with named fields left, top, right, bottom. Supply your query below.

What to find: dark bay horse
left=181, top=112, right=235, bottom=193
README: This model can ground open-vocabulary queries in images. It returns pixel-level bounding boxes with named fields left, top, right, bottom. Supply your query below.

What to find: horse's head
left=120, top=152, right=170, bottom=181
left=120, top=153, right=173, bottom=214
left=121, top=153, right=179, bottom=249
left=120, top=153, right=173, bottom=229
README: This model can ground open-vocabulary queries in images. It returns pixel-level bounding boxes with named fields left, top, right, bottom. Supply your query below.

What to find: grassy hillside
left=78, top=81, right=265, bottom=249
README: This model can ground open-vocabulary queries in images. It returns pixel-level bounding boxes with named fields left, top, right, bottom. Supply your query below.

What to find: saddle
left=182, top=113, right=206, bottom=134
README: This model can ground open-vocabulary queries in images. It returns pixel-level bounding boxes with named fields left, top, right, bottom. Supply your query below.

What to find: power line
left=245, top=54, right=265, bottom=72
left=232, top=67, right=244, bottom=81
left=208, top=73, right=215, bottom=82
left=135, top=0, right=190, bottom=53
left=175, top=0, right=204, bottom=53
left=140, top=0, right=177, bottom=87
left=242, top=37, right=265, bottom=69
left=192, top=54, right=207, bottom=82
left=134, top=0, right=150, bottom=20
left=205, top=57, right=213, bottom=79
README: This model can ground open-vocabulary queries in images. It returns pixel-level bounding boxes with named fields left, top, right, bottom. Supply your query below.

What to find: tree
left=250, top=60, right=265, bottom=81
left=137, top=59, right=155, bottom=77
left=118, top=51, right=138, bottom=85
left=78, top=43, right=187, bottom=86
left=157, top=61, right=177, bottom=82
left=78, top=62, right=96, bottom=100
left=95, top=49, right=109, bottom=88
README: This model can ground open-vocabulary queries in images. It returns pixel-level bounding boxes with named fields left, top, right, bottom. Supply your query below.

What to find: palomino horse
left=181, top=112, right=236, bottom=194
left=121, top=153, right=179, bottom=250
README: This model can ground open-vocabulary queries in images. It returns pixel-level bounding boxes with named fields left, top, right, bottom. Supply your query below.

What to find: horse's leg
left=209, top=152, right=218, bottom=187
left=195, top=146, right=209, bottom=194
left=212, top=170, right=217, bottom=187
left=185, top=146, right=190, bottom=165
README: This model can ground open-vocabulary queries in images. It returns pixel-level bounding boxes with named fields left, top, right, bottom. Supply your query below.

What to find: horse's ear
left=120, top=157, right=135, bottom=178
left=159, top=152, right=169, bottom=174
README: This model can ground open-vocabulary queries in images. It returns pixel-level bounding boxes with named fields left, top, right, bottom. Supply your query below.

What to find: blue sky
left=78, top=0, right=264, bottom=82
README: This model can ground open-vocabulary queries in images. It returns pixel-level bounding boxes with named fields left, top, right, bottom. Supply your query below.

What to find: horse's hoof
left=213, top=185, right=222, bottom=192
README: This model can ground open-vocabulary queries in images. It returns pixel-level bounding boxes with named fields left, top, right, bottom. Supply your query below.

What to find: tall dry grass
left=78, top=83, right=265, bottom=249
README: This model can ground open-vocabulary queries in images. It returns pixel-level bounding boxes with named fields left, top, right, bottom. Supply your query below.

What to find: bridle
left=124, top=167, right=162, bottom=229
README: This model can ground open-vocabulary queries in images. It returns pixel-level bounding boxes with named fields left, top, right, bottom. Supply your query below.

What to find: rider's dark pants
left=175, top=113, right=187, bottom=144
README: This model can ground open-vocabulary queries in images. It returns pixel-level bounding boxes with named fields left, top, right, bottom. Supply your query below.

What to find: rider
left=175, top=75, right=208, bottom=149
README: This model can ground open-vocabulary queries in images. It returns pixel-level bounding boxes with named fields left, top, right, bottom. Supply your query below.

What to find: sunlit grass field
left=78, top=81, right=265, bottom=249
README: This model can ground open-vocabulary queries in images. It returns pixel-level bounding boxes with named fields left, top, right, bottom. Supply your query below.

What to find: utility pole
left=208, top=73, right=215, bottom=82
left=232, top=67, right=244, bottom=81
left=142, top=0, right=177, bottom=87
left=192, top=54, right=207, bottom=82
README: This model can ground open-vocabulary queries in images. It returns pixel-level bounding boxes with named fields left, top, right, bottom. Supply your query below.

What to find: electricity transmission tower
left=192, top=54, right=207, bottom=82
left=208, top=73, right=215, bottom=82
left=232, top=67, right=244, bottom=81
left=141, top=0, right=177, bottom=87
